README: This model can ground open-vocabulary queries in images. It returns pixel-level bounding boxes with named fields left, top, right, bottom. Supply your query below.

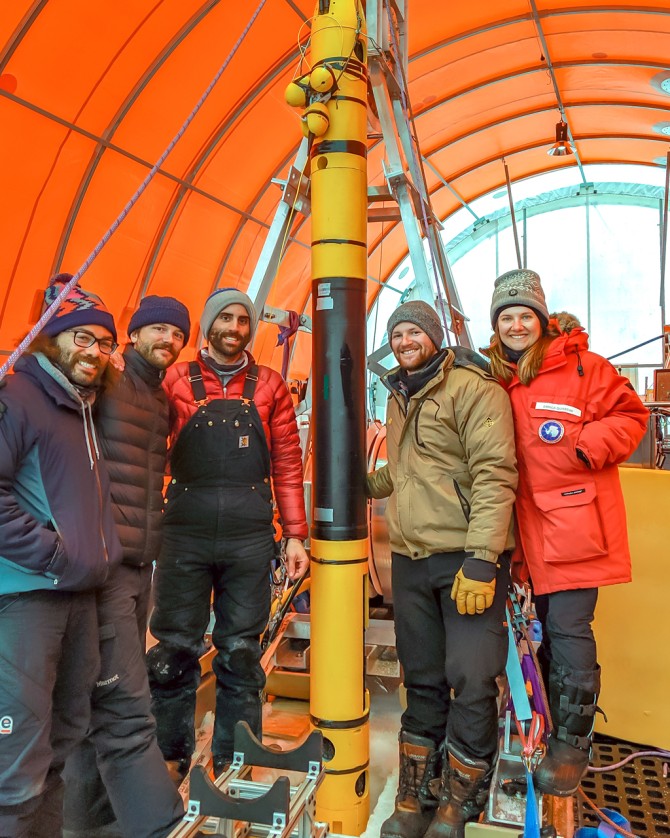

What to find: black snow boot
left=423, top=744, right=492, bottom=838
left=165, top=757, right=190, bottom=787
left=535, top=665, right=600, bottom=797
left=380, top=731, right=440, bottom=838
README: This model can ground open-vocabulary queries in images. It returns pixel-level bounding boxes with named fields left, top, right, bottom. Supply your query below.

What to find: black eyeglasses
left=65, top=330, right=118, bottom=355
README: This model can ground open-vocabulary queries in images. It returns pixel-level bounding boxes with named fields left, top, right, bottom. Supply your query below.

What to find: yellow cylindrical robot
left=306, top=1, right=370, bottom=834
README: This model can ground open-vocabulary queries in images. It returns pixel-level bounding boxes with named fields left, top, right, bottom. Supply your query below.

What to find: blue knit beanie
left=43, top=274, right=117, bottom=340
left=127, top=295, right=191, bottom=342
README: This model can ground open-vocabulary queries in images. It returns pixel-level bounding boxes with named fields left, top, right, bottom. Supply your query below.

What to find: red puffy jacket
left=163, top=351, right=308, bottom=541
left=503, top=329, right=648, bottom=595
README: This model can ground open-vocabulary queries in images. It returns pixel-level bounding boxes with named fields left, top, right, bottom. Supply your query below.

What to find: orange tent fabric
left=2, top=0, right=670, bottom=366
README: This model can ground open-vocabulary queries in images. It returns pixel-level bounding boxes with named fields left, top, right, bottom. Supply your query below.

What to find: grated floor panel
left=578, top=735, right=670, bottom=836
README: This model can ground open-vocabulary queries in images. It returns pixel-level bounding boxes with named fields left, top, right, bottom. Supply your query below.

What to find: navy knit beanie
left=200, top=288, right=257, bottom=341
left=127, top=295, right=191, bottom=342
left=42, top=274, right=117, bottom=341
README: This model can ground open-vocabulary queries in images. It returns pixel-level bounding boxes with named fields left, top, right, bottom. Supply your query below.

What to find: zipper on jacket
left=94, top=461, right=109, bottom=565
left=86, top=416, right=109, bottom=566
left=453, top=479, right=471, bottom=523
left=413, top=401, right=426, bottom=447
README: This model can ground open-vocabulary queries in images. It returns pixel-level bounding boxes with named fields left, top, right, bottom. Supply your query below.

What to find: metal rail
left=167, top=723, right=326, bottom=838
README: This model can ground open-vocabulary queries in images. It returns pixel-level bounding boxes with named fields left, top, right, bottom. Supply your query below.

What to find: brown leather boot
left=380, top=732, right=440, bottom=838
left=423, top=745, right=491, bottom=838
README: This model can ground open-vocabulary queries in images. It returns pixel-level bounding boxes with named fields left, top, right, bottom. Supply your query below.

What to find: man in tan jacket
left=367, top=301, right=517, bottom=838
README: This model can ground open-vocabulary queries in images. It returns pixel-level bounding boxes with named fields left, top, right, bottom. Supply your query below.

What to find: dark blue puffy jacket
left=0, top=353, right=122, bottom=594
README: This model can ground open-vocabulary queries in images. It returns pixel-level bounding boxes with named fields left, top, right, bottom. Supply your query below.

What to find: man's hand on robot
left=284, top=537, right=310, bottom=581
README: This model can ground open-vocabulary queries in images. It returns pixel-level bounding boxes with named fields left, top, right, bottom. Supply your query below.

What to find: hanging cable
left=0, top=0, right=268, bottom=382
left=578, top=789, right=637, bottom=838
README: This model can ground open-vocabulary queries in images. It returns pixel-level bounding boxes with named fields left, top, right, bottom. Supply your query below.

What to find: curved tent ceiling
left=2, top=0, right=670, bottom=362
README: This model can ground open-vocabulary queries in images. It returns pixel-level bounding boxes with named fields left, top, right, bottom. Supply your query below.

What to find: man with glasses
left=0, top=278, right=123, bottom=838
left=63, top=294, right=190, bottom=838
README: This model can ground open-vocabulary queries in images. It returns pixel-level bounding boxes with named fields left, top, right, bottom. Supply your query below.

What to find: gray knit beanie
left=490, top=269, right=549, bottom=327
left=387, top=301, right=444, bottom=349
left=200, top=287, right=257, bottom=341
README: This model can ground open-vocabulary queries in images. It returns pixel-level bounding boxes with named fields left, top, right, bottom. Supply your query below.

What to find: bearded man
left=63, top=292, right=190, bottom=838
left=0, top=279, right=123, bottom=838
left=147, top=288, right=309, bottom=781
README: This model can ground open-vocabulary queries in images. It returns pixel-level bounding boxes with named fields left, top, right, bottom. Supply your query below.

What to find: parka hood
left=532, top=326, right=591, bottom=376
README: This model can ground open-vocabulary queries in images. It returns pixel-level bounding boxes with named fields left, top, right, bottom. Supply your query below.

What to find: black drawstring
left=576, top=350, right=584, bottom=377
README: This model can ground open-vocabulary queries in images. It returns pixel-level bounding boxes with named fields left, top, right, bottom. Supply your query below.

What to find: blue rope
left=0, top=0, right=268, bottom=382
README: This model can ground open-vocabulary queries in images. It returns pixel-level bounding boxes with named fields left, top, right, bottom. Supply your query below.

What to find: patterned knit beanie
left=127, top=295, right=191, bottom=342
left=490, top=269, right=549, bottom=327
left=42, top=273, right=117, bottom=340
left=387, top=300, right=444, bottom=349
left=200, top=288, right=257, bottom=341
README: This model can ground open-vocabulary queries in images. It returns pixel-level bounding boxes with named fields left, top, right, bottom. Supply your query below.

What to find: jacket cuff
left=468, top=548, right=498, bottom=563
left=576, top=448, right=592, bottom=468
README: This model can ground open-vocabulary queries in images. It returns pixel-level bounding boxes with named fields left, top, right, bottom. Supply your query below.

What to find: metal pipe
left=528, top=0, right=587, bottom=185
left=503, top=157, right=522, bottom=268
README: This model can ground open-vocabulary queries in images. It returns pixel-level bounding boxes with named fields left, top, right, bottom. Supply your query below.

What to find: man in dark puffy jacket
left=63, top=294, right=191, bottom=838
left=0, top=279, right=123, bottom=838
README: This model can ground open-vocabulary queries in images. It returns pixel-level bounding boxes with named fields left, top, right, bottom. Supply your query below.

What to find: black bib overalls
left=149, top=365, right=275, bottom=764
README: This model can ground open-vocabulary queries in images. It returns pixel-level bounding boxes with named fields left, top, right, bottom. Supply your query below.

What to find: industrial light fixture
left=547, top=120, right=574, bottom=157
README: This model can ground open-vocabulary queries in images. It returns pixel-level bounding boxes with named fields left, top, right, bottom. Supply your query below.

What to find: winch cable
left=0, top=0, right=268, bottom=383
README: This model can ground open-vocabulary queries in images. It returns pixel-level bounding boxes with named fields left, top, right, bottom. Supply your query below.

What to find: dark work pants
left=149, top=502, right=274, bottom=764
left=62, top=564, right=183, bottom=838
left=0, top=590, right=98, bottom=838
left=534, top=587, right=599, bottom=681
left=392, top=550, right=510, bottom=762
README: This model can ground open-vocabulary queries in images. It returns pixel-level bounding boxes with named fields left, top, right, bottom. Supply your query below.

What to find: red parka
left=163, top=351, right=308, bottom=541
left=503, top=328, right=648, bottom=595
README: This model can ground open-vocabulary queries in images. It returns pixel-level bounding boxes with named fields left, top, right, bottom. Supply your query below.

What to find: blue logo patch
left=538, top=420, right=564, bottom=444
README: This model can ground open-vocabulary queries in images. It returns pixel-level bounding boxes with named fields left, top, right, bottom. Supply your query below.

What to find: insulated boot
left=423, top=745, right=491, bottom=838
left=380, top=731, right=440, bottom=838
left=213, top=757, right=232, bottom=778
left=165, top=758, right=190, bottom=787
left=534, top=665, right=600, bottom=797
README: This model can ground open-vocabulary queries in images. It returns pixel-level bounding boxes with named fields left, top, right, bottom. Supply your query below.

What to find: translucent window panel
left=586, top=204, right=662, bottom=366
left=522, top=206, right=589, bottom=334
left=450, top=204, right=663, bottom=367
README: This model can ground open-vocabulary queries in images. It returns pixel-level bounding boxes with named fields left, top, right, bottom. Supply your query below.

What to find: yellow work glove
left=450, top=557, right=497, bottom=616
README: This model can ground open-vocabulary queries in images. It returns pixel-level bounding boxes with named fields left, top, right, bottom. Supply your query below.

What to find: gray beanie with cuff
left=387, top=300, right=444, bottom=350
left=490, top=269, right=549, bottom=327
left=200, top=287, right=257, bottom=341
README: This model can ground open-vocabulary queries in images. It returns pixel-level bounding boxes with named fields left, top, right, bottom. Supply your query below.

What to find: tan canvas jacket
left=367, top=349, right=517, bottom=563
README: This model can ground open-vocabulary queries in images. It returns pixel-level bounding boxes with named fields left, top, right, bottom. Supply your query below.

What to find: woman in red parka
left=485, top=269, right=648, bottom=797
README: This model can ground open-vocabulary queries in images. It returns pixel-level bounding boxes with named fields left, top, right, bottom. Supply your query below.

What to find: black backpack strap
left=188, top=361, right=208, bottom=405
left=241, top=365, right=259, bottom=404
